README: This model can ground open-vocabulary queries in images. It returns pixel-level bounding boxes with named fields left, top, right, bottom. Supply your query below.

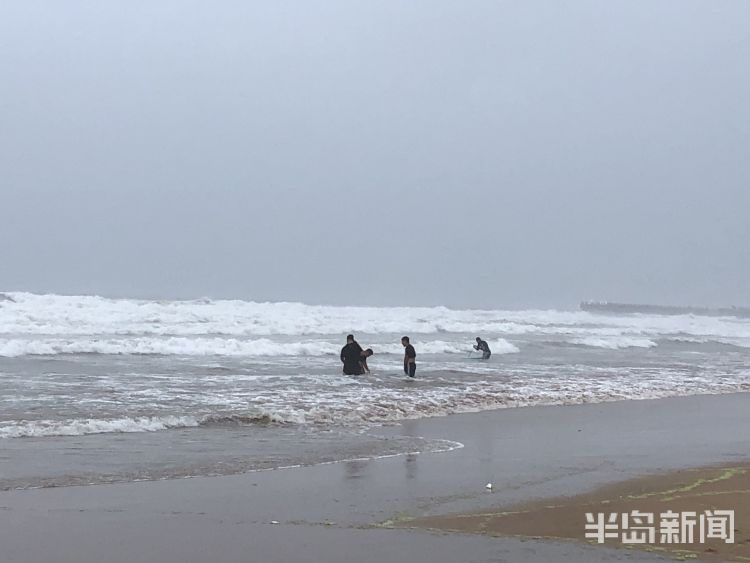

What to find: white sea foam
left=374, top=338, right=520, bottom=356
left=4, top=292, right=750, bottom=359
left=2, top=371, right=747, bottom=439
left=2, top=292, right=750, bottom=441
left=572, top=337, right=658, bottom=350
left=0, top=416, right=201, bottom=438
left=0, top=337, right=341, bottom=358
left=416, top=338, right=520, bottom=355
left=0, top=336, right=521, bottom=357
left=0, top=409, right=312, bottom=438
left=3, top=292, right=750, bottom=341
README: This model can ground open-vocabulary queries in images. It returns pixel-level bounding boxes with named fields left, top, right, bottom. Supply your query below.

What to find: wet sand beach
left=402, top=464, right=750, bottom=561
left=2, top=393, right=749, bottom=563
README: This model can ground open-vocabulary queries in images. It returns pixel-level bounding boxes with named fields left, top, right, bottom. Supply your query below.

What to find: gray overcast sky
left=1, top=1, right=748, bottom=308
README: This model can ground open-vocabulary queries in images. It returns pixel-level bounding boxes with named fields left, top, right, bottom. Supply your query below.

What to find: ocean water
left=1, top=292, right=749, bottom=490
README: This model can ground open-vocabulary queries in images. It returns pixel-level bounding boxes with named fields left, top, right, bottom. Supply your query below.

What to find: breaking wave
left=5, top=292, right=750, bottom=357
left=4, top=374, right=749, bottom=439
left=0, top=336, right=521, bottom=357
left=0, top=416, right=202, bottom=439
left=2, top=291, right=750, bottom=442
left=0, top=411, right=308, bottom=438
left=571, top=337, right=658, bottom=350
left=3, top=292, right=750, bottom=341
left=0, top=337, right=341, bottom=358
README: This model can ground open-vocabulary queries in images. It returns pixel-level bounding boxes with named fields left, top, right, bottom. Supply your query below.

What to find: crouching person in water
left=341, top=334, right=364, bottom=375
left=401, top=336, right=416, bottom=377
left=360, top=348, right=374, bottom=374
left=474, top=337, right=491, bottom=360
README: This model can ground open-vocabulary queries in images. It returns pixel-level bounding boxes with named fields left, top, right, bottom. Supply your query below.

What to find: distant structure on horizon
left=580, top=301, right=750, bottom=319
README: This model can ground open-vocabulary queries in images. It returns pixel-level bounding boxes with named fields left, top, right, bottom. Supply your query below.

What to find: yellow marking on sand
left=625, top=467, right=745, bottom=501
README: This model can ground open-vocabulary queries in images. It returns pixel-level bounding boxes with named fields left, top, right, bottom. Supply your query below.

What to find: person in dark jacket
left=474, top=337, right=491, bottom=360
left=341, top=334, right=364, bottom=375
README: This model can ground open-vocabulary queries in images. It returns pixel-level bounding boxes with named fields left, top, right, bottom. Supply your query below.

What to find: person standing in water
left=401, top=336, right=416, bottom=377
left=474, top=337, right=492, bottom=360
left=340, top=334, right=364, bottom=375
left=359, top=348, right=374, bottom=374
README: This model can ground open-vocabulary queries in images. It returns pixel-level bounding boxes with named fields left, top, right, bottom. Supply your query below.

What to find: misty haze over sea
left=1, top=1, right=748, bottom=309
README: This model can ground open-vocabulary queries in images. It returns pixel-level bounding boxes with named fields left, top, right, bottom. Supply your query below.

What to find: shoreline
left=2, top=393, right=749, bottom=562
left=397, top=463, right=749, bottom=561
left=4, top=389, right=747, bottom=493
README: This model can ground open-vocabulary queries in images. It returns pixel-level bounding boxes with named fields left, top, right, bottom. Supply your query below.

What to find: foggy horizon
left=2, top=1, right=748, bottom=310
left=3, top=288, right=750, bottom=313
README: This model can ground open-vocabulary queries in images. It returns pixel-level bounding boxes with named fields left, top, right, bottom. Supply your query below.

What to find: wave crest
left=0, top=337, right=340, bottom=358
left=0, top=416, right=200, bottom=439
left=572, top=337, right=658, bottom=350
